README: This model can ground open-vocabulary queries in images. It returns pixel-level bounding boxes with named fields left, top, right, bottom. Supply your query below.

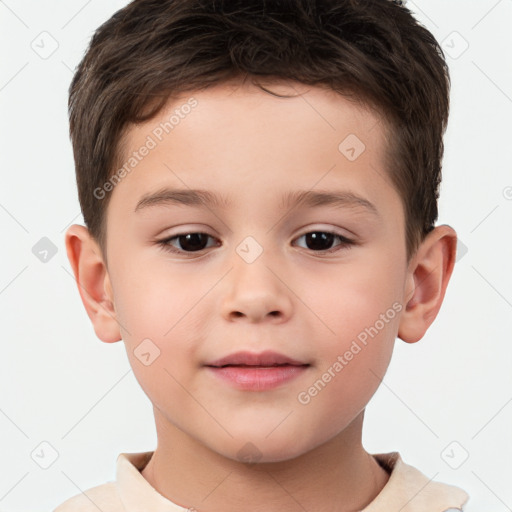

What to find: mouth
left=212, top=364, right=304, bottom=368
left=205, top=350, right=310, bottom=391
left=205, top=350, right=309, bottom=368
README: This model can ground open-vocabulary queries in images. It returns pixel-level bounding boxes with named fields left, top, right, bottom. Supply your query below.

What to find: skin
left=65, top=78, right=457, bottom=512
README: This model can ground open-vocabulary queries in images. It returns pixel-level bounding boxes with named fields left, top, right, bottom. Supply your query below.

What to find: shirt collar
left=115, top=451, right=469, bottom=512
left=362, top=452, right=469, bottom=511
left=116, top=451, right=190, bottom=511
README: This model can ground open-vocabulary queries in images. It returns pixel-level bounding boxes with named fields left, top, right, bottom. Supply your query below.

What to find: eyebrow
left=134, top=187, right=379, bottom=216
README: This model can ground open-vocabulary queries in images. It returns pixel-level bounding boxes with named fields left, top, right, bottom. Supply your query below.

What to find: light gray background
left=1, top=1, right=511, bottom=510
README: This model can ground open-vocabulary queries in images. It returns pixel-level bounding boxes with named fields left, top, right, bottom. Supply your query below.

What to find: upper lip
left=206, top=350, right=308, bottom=367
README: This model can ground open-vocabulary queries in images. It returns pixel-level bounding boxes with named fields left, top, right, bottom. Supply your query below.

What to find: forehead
left=122, top=78, right=387, bottom=160
left=109, top=79, right=397, bottom=219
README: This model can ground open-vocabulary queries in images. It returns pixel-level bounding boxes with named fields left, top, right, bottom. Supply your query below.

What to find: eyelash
left=156, top=230, right=355, bottom=255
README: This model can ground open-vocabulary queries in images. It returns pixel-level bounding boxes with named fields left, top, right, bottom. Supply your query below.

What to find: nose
left=220, top=245, right=293, bottom=324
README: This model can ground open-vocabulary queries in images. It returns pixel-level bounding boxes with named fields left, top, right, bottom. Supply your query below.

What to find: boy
left=56, top=0, right=469, bottom=510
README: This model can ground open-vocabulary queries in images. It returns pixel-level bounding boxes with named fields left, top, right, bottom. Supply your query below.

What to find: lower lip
left=206, top=365, right=308, bottom=391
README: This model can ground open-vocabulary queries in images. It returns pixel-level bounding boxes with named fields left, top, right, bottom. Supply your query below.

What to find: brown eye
left=294, top=231, right=354, bottom=252
left=158, top=232, right=218, bottom=253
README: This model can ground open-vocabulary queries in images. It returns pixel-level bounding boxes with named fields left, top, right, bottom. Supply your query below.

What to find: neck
left=141, top=409, right=389, bottom=512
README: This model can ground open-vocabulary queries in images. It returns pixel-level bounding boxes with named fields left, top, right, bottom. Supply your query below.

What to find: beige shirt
left=53, top=451, right=469, bottom=511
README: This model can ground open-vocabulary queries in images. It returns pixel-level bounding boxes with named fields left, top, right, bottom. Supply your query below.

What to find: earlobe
left=64, top=224, right=122, bottom=343
left=397, top=225, right=457, bottom=344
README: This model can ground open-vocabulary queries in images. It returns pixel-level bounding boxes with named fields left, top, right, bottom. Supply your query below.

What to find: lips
left=205, top=350, right=310, bottom=391
left=205, top=350, right=308, bottom=368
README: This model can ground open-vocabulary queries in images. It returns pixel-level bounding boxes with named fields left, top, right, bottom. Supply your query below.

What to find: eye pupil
left=179, top=233, right=208, bottom=251
left=161, top=230, right=350, bottom=255
left=306, top=232, right=335, bottom=251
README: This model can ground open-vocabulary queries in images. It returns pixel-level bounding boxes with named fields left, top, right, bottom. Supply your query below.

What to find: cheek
left=110, top=263, right=208, bottom=395
left=293, top=260, right=402, bottom=411
left=300, top=259, right=403, bottom=348
left=111, top=257, right=202, bottom=337
left=296, top=293, right=399, bottom=438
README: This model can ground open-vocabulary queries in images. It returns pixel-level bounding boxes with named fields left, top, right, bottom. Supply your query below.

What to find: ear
left=398, top=224, right=457, bottom=343
left=65, top=224, right=121, bottom=343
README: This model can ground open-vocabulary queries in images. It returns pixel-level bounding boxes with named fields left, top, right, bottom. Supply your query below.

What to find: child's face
left=102, top=80, right=411, bottom=461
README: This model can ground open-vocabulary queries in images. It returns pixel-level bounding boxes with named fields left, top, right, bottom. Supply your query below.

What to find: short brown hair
left=68, top=0, right=450, bottom=263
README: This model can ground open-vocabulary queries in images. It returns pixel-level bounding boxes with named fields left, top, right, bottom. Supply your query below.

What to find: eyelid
left=157, top=231, right=220, bottom=253
left=292, top=223, right=357, bottom=243
left=156, top=225, right=353, bottom=243
left=156, top=226, right=356, bottom=256
left=292, top=230, right=355, bottom=252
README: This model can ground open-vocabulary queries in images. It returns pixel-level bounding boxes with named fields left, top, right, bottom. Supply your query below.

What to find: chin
left=215, top=430, right=318, bottom=465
